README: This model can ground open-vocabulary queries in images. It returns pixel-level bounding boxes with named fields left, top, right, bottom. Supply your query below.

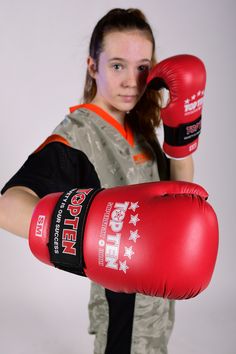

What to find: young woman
left=0, top=8, right=194, bottom=354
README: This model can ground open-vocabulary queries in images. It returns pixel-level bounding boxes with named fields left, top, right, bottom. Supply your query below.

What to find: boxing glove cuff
left=163, top=115, right=201, bottom=147
left=29, top=187, right=102, bottom=277
left=49, top=187, right=102, bottom=276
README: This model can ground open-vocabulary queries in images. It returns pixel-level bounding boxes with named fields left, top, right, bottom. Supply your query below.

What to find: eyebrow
left=108, top=57, right=151, bottom=64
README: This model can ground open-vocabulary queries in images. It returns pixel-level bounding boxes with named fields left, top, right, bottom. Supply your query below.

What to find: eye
left=112, top=63, right=123, bottom=71
left=138, top=65, right=150, bottom=72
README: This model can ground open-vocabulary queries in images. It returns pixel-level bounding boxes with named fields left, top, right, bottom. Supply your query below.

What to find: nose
left=122, top=69, right=138, bottom=88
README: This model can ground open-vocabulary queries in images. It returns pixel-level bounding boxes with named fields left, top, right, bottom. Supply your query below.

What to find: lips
left=120, top=95, right=137, bottom=103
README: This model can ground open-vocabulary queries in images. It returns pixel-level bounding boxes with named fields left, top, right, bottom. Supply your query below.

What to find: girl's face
left=88, top=30, right=153, bottom=123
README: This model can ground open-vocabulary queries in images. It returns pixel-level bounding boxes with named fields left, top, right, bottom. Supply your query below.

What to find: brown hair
left=83, top=8, right=162, bottom=142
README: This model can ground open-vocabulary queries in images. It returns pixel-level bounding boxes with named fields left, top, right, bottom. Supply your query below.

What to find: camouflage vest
left=51, top=104, right=175, bottom=354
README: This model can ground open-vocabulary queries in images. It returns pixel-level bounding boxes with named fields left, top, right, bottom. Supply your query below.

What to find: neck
left=91, top=99, right=126, bottom=126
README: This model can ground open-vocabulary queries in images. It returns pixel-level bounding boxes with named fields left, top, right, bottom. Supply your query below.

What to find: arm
left=0, top=143, right=102, bottom=239
left=0, top=186, right=39, bottom=239
left=170, top=155, right=194, bottom=182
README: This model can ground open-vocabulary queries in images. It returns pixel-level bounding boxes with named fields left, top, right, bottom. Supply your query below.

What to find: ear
left=87, top=56, right=97, bottom=79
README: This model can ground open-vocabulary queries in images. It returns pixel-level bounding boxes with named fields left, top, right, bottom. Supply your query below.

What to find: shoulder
left=31, top=141, right=96, bottom=171
left=1, top=142, right=101, bottom=198
left=51, top=104, right=100, bottom=147
left=30, top=142, right=101, bottom=191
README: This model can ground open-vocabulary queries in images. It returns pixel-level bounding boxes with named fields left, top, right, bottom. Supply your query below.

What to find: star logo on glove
left=128, top=202, right=139, bottom=212
left=112, top=208, right=125, bottom=222
left=129, top=214, right=140, bottom=226
left=129, top=229, right=140, bottom=243
left=124, top=246, right=135, bottom=259
left=119, top=260, right=129, bottom=273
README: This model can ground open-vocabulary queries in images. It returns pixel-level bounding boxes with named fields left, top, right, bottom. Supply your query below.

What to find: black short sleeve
left=1, top=142, right=101, bottom=198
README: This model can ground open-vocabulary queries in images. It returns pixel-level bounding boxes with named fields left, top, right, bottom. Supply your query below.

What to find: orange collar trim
left=33, top=134, right=71, bottom=154
left=69, top=103, right=134, bottom=147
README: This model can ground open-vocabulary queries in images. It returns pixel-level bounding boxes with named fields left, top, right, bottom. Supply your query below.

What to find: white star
left=191, top=94, right=196, bottom=100
left=184, top=98, right=190, bottom=104
left=129, top=214, right=140, bottom=226
left=129, top=230, right=140, bottom=243
left=119, top=260, right=129, bottom=273
left=129, top=202, right=139, bottom=212
left=124, top=246, right=135, bottom=259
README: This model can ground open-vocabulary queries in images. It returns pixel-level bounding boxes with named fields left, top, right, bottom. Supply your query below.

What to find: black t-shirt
left=1, top=142, right=101, bottom=197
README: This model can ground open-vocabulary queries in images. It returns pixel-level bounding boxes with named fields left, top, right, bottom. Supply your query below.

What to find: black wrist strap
left=48, top=187, right=102, bottom=277
left=164, top=116, right=201, bottom=146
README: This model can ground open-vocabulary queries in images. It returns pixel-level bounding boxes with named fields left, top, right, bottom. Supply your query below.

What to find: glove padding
left=29, top=181, right=218, bottom=299
left=147, top=54, right=206, bottom=158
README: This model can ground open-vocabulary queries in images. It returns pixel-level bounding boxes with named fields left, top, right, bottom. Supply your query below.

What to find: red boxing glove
left=29, top=181, right=218, bottom=299
left=147, top=54, right=206, bottom=158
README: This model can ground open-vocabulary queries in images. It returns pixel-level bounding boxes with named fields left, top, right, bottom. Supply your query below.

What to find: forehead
left=101, top=30, right=153, bottom=61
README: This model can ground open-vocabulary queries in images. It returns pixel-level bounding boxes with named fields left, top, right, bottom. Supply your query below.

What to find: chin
left=119, top=102, right=137, bottom=112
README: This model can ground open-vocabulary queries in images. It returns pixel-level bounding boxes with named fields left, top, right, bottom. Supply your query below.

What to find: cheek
left=137, top=72, right=149, bottom=91
left=138, top=71, right=148, bottom=87
left=96, top=69, right=115, bottom=93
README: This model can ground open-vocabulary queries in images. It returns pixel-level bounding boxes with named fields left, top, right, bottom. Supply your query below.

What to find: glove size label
left=49, top=188, right=99, bottom=276
left=35, top=215, right=45, bottom=237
